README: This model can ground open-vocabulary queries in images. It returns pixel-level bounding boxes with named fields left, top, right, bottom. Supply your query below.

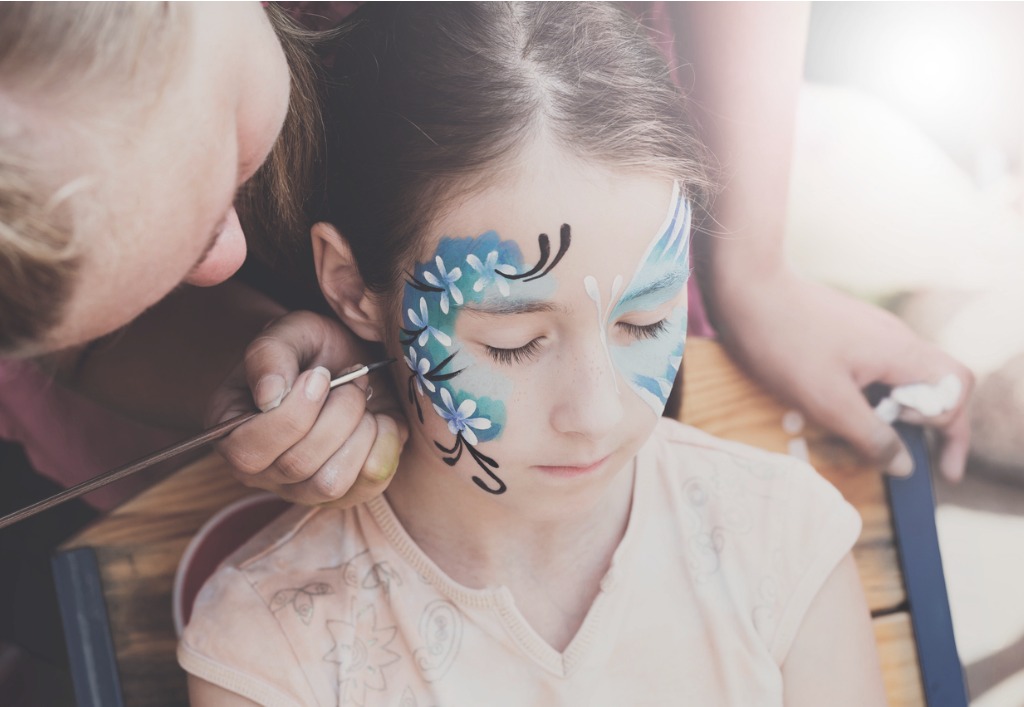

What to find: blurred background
left=795, top=3, right=1024, bottom=704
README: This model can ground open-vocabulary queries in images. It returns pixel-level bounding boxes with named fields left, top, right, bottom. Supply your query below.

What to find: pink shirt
left=0, top=359, right=179, bottom=510
left=179, top=419, right=860, bottom=706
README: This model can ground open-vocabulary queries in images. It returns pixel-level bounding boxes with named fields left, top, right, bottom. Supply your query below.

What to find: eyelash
left=485, top=338, right=543, bottom=366
left=618, top=319, right=669, bottom=340
left=483, top=319, right=669, bottom=366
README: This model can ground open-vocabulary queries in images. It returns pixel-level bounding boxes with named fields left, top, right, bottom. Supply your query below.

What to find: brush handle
left=0, top=359, right=395, bottom=531
left=0, top=410, right=259, bottom=531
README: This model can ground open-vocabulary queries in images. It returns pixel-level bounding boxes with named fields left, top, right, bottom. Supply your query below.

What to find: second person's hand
left=206, top=310, right=409, bottom=506
left=711, top=269, right=973, bottom=481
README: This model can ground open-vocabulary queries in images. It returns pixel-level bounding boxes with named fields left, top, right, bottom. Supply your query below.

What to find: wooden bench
left=54, top=338, right=966, bottom=705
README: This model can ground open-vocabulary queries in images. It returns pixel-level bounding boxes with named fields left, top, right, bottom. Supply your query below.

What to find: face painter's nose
left=185, top=207, right=248, bottom=287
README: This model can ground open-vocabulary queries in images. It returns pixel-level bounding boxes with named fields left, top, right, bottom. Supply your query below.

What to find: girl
left=180, top=4, right=885, bottom=705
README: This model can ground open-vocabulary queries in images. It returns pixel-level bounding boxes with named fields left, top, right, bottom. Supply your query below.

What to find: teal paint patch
left=400, top=227, right=570, bottom=494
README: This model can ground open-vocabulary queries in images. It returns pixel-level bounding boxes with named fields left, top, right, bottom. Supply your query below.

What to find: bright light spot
left=886, top=31, right=971, bottom=116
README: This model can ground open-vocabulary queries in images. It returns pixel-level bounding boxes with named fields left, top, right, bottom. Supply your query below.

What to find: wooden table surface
left=60, top=338, right=924, bottom=706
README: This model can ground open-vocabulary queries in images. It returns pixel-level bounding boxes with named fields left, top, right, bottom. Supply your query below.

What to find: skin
left=311, top=146, right=683, bottom=657
left=190, top=143, right=883, bottom=704
left=187, top=2, right=971, bottom=508
left=16, top=3, right=406, bottom=504
left=675, top=2, right=973, bottom=480
left=181, top=143, right=881, bottom=706
left=169, top=1, right=970, bottom=512
left=40, top=2, right=289, bottom=351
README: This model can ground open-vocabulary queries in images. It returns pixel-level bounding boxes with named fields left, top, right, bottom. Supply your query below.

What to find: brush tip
left=365, top=358, right=397, bottom=373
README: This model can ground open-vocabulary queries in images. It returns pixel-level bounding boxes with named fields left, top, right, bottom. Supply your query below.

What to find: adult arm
left=674, top=2, right=972, bottom=479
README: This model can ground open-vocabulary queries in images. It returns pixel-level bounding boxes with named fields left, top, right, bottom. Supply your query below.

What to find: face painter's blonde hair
left=0, top=3, right=323, bottom=357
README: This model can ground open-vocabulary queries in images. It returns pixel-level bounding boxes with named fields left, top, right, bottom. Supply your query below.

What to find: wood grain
left=63, top=455, right=255, bottom=707
left=61, top=338, right=920, bottom=706
left=875, top=614, right=926, bottom=707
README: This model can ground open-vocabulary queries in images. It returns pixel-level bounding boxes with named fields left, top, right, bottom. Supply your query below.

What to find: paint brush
left=0, top=359, right=395, bottom=531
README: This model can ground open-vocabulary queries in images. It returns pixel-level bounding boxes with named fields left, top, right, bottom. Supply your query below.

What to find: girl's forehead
left=415, top=166, right=678, bottom=282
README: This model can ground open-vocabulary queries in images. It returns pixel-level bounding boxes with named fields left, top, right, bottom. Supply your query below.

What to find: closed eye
left=485, top=338, right=543, bottom=366
left=618, top=319, right=669, bottom=340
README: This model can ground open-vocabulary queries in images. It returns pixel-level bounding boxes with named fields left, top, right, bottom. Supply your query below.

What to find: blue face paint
left=401, top=228, right=570, bottom=494
left=585, top=181, right=691, bottom=414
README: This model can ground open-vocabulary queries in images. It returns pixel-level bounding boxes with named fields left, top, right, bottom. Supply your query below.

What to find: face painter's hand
left=206, top=310, right=410, bottom=505
left=709, top=269, right=973, bottom=481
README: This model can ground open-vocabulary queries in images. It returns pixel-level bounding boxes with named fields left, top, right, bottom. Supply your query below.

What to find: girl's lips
left=533, top=454, right=611, bottom=478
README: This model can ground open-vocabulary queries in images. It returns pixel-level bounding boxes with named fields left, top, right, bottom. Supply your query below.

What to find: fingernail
left=887, top=446, right=915, bottom=477
left=255, top=374, right=287, bottom=411
left=305, top=366, right=331, bottom=401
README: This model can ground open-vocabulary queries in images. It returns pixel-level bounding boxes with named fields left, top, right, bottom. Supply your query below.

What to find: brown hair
left=235, top=4, right=326, bottom=273
left=316, top=2, right=710, bottom=300
left=0, top=3, right=323, bottom=357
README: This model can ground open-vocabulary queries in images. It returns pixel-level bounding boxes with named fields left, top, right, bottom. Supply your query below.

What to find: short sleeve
left=763, top=461, right=862, bottom=664
left=178, top=566, right=317, bottom=707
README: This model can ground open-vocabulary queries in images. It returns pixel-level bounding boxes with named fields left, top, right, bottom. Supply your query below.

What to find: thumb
left=244, top=312, right=345, bottom=411
left=808, top=380, right=915, bottom=477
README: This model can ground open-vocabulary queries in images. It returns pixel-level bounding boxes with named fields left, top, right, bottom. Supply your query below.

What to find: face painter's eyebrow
left=618, top=268, right=690, bottom=306
left=462, top=300, right=566, bottom=316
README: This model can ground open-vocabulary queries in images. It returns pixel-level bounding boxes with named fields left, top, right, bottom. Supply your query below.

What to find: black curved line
left=425, top=352, right=465, bottom=383
left=472, top=474, right=506, bottom=494
left=406, top=274, right=445, bottom=293
left=524, top=224, right=571, bottom=282
left=426, top=352, right=458, bottom=377
left=465, top=443, right=504, bottom=494
left=435, top=433, right=506, bottom=494
left=500, top=233, right=550, bottom=281
left=407, top=376, right=424, bottom=423
left=435, top=435, right=462, bottom=456
left=400, top=327, right=426, bottom=346
left=467, top=443, right=498, bottom=470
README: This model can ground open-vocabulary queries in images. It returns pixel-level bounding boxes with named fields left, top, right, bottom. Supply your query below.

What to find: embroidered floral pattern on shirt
left=269, top=582, right=334, bottom=625
left=412, top=600, right=463, bottom=682
left=678, top=450, right=761, bottom=584
left=323, top=549, right=404, bottom=600
left=325, top=604, right=402, bottom=706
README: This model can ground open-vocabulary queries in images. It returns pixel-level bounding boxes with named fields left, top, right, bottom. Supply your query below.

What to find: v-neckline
left=365, top=445, right=653, bottom=677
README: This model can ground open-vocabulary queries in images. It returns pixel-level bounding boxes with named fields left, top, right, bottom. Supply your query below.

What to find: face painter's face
left=390, top=150, right=690, bottom=502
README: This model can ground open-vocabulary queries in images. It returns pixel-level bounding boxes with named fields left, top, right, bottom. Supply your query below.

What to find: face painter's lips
left=533, top=454, right=612, bottom=478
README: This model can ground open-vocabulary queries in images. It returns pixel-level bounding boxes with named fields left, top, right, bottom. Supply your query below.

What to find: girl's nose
left=549, top=345, right=624, bottom=438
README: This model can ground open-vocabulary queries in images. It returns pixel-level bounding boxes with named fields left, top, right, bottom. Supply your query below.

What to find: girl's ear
left=311, top=222, right=386, bottom=342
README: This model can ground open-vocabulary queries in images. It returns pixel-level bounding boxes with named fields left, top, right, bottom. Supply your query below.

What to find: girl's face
left=390, top=148, right=691, bottom=504
left=42, top=3, right=290, bottom=352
